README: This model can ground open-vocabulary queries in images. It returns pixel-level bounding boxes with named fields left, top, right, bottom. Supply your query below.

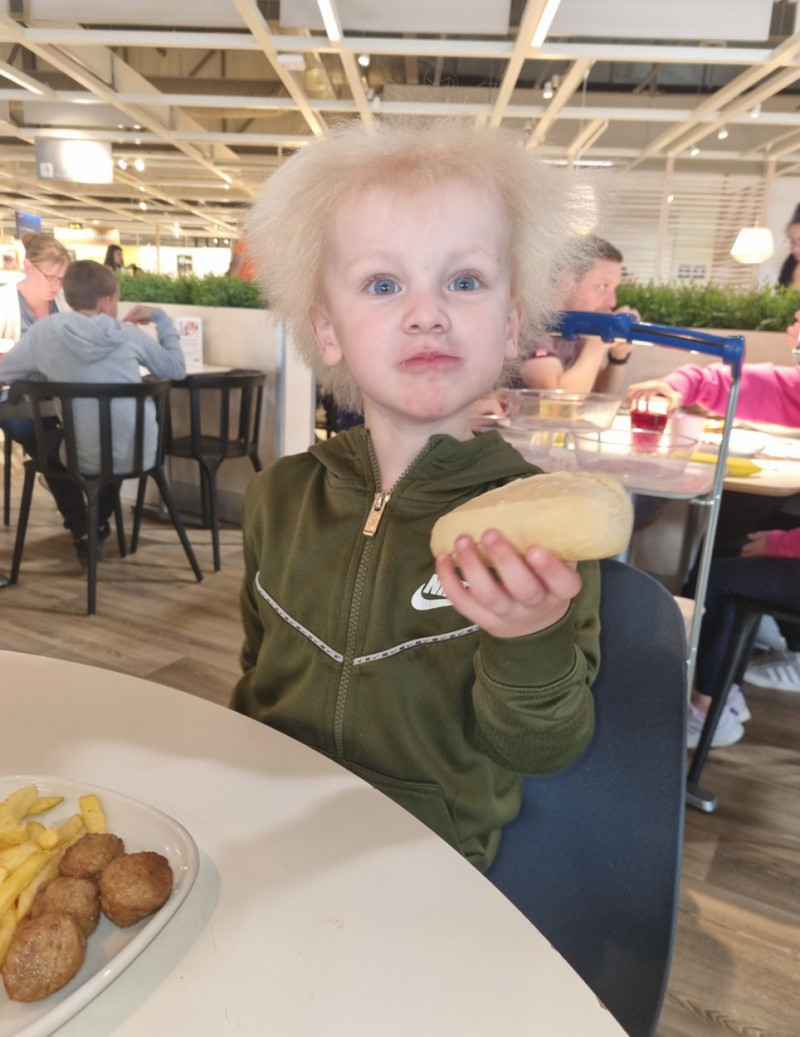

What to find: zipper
left=362, top=491, right=391, bottom=536
left=334, top=433, right=438, bottom=756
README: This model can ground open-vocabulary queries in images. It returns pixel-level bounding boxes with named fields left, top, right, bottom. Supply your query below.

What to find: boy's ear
left=308, top=305, right=343, bottom=368
left=504, top=300, right=523, bottom=360
left=97, top=295, right=114, bottom=315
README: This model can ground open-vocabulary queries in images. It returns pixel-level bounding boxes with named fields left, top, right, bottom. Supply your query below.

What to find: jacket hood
left=56, top=312, right=130, bottom=363
left=309, top=425, right=539, bottom=499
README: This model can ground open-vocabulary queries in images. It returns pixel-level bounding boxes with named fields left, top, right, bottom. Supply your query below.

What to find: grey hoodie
left=0, top=307, right=185, bottom=473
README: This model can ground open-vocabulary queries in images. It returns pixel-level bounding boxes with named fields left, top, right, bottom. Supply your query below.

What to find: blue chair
left=486, top=558, right=687, bottom=1037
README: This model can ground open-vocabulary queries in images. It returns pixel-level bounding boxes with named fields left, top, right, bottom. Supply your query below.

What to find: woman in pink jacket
left=628, top=312, right=800, bottom=748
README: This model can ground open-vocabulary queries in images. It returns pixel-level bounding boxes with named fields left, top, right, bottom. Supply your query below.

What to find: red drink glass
left=630, top=399, right=668, bottom=451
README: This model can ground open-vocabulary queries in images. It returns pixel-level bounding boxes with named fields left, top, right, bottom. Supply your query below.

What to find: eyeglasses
left=33, top=264, right=64, bottom=285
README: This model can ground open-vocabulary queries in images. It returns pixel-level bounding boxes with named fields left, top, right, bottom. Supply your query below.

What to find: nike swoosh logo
left=411, top=583, right=453, bottom=611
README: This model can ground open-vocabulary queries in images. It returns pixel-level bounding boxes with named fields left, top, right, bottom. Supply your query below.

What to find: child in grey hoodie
left=0, top=260, right=185, bottom=563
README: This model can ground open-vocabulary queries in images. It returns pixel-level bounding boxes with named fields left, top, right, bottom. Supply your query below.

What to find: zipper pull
left=363, top=491, right=391, bottom=536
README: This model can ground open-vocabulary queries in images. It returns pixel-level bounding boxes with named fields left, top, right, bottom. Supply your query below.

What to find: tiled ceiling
left=1, top=0, right=799, bottom=242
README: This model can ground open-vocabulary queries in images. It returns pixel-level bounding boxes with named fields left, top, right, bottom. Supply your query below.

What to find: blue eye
left=448, top=275, right=479, bottom=292
left=367, top=277, right=399, bottom=295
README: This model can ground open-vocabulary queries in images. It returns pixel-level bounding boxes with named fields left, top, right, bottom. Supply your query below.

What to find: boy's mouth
left=401, top=351, right=457, bottom=369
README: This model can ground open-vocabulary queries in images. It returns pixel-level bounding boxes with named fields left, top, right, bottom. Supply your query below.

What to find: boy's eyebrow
left=346, top=244, right=502, bottom=270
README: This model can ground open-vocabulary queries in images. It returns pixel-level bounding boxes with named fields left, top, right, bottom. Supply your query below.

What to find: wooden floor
left=1, top=462, right=798, bottom=1037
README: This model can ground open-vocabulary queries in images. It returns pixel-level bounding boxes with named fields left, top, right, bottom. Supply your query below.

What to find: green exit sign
left=68, top=222, right=83, bottom=230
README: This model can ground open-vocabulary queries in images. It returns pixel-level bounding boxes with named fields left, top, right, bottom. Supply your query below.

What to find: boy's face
left=309, top=180, right=521, bottom=433
left=566, top=258, right=622, bottom=313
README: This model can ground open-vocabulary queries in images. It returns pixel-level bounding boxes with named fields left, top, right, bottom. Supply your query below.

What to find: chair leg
left=113, top=482, right=127, bottom=559
left=151, top=469, right=203, bottom=582
left=202, top=467, right=221, bottom=573
left=3, top=435, right=11, bottom=527
left=9, top=462, right=36, bottom=584
left=130, top=475, right=148, bottom=554
left=686, top=606, right=761, bottom=810
left=85, top=492, right=100, bottom=615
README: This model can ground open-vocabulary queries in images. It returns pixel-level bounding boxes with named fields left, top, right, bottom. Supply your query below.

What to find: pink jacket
left=665, top=362, right=800, bottom=558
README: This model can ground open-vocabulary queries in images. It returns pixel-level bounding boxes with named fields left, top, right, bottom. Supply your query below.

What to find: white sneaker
left=725, top=683, right=751, bottom=724
left=744, top=650, right=800, bottom=692
left=686, top=703, right=744, bottom=750
left=753, top=614, right=787, bottom=653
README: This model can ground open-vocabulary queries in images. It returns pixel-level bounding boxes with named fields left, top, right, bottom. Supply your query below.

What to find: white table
left=2, top=651, right=626, bottom=1037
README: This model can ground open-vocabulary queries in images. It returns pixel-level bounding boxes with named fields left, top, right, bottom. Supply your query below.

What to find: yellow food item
left=430, top=469, right=633, bottom=562
left=691, top=452, right=762, bottom=477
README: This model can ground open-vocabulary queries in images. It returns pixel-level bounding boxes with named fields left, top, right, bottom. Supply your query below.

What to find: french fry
left=0, top=839, right=40, bottom=875
left=25, top=820, right=60, bottom=850
left=27, top=795, right=65, bottom=817
left=0, top=785, right=37, bottom=831
left=79, top=794, right=108, bottom=834
left=0, top=848, right=52, bottom=918
left=56, top=812, right=86, bottom=845
left=0, top=825, right=28, bottom=849
left=0, top=906, right=17, bottom=968
left=15, top=853, right=61, bottom=921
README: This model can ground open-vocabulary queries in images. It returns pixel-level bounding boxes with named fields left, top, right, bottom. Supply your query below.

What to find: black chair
left=8, top=378, right=203, bottom=615
left=486, top=559, right=687, bottom=1037
left=163, top=369, right=266, bottom=571
left=686, top=597, right=800, bottom=812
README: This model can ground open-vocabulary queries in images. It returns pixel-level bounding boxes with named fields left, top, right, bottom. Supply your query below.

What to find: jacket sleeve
left=665, top=362, right=800, bottom=426
left=765, top=527, right=800, bottom=557
left=132, top=309, right=186, bottom=380
left=0, top=326, right=42, bottom=382
left=469, top=559, right=600, bottom=775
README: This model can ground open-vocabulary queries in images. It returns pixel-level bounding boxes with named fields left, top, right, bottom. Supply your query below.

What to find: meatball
left=30, top=876, right=101, bottom=937
left=2, top=913, right=86, bottom=1002
left=99, top=851, right=173, bottom=928
left=59, top=832, right=125, bottom=881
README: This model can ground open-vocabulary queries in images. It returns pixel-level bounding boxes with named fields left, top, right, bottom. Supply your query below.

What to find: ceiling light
left=117, top=158, right=128, bottom=170
left=317, top=0, right=341, bottom=42
left=717, top=126, right=729, bottom=140
left=138, top=201, right=147, bottom=210
left=750, top=103, right=761, bottom=119
left=667, top=194, right=674, bottom=203
left=542, top=79, right=554, bottom=100
left=731, top=227, right=774, bottom=264
left=133, top=158, right=145, bottom=172
left=690, top=147, right=700, bottom=157
left=358, top=54, right=371, bottom=68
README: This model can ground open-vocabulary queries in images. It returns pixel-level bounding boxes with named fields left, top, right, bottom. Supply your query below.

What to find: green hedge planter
left=616, top=282, right=800, bottom=332
left=118, top=273, right=263, bottom=309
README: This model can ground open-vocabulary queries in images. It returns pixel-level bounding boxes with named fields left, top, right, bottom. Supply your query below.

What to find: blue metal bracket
left=552, top=310, right=745, bottom=379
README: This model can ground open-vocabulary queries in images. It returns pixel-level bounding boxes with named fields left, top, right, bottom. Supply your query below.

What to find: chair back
left=9, top=379, right=171, bottom=484
left=486, top=558, right=687, bottom=1037
left=171, top=369, right=265, bottom=465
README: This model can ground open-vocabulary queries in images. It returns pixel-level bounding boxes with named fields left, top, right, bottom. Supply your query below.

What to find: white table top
left=2, top=651, right=625, bottom=1037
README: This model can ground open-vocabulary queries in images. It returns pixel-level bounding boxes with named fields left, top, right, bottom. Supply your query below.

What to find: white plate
left=696, top=428, right=768, bottom=458
left=0, top=775, right=199, bottom=1037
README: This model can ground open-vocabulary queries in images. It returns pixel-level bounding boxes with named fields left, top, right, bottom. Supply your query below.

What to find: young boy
left=519, top=236, right=638, bottom=395
left=231, top=121, right=603, bottom=871
left=0, top=259, right=185, bottom=563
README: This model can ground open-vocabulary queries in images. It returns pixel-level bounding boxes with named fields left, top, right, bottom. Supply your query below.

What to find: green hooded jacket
left=232, top=427, right=601, bottom=871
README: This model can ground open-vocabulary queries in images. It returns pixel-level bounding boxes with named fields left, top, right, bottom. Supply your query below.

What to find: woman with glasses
left=777, top=203, right=800, bottom=288
left=0, top=232, right=76, bottom=584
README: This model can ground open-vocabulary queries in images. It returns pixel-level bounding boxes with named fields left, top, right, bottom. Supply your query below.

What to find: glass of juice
left=629, top=397, right=669, bottom=451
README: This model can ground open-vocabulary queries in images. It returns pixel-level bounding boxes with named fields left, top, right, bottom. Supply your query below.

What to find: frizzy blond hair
left=244, top=119, right=600, bottom=412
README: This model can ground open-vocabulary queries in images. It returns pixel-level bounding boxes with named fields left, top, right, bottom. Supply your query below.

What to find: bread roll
left=429, top=470, right=633, bottom=561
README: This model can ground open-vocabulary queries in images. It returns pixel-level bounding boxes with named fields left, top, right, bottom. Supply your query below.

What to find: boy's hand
left=627, top=379, right=683, bottom=414
left=123, top=305, right=155, bottom=325
left=740, top=531, right=770, bottom=557
left=786, top=310, right=800, bottom=351
left=434, top=530, right=582, bottom=639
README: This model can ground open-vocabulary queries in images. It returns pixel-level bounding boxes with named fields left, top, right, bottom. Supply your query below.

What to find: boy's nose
left=402, top=290, right=449, bottom=333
